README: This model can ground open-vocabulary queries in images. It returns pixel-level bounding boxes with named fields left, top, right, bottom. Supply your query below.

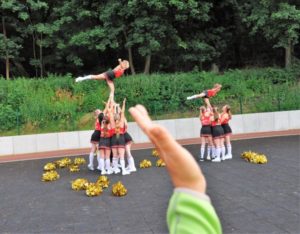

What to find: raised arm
left=129, top=105, right=206, bottom=193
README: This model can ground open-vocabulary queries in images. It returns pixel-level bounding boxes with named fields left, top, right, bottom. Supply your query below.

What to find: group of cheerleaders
left=187, top=84, right=233, bottom=162
left=76, top=58, right=233, bottom=177
left=76, top=59, right=136, bottom=176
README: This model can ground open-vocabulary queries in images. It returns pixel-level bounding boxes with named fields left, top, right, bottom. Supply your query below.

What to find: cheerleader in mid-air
left=75, top=58, right=130, bottom=98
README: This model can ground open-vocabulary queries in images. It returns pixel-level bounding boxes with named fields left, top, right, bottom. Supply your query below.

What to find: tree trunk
left=144, top=54, right=151, bottom=74
left=39, top=33, right=43, bottom=77
left=32, top=35, right=38, bottom=77
left=2, top=16, right=10, bottom=80
left=123, top=30, right=136, bottom=75
left=285, top=38, right=292, bottom=68
left=128, top=47, right=136, bottom=75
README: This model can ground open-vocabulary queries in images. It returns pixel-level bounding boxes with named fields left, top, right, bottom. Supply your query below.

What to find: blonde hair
left=225, top=105, right=232, bottom=119
left=214, top=83, right=222, bottom=89
left=121, top=60, right=130, bottom=69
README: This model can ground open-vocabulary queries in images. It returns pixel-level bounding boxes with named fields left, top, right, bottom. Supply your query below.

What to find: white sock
left=83, top=75, right=92, bottom=80
left=113, top=157, right=118, bottom=169
left=100, top=158, right=105, bottom=171
left=89, top=152, right=94, bottom=166
left=120, top=159, right=126, bottom=171
left=212, top=146, right=216, bottom=157
left=200, top=146, right=205, bottom=158
left=227, top=144, right=232, bottom=155
left=128, top=156, right=136, bottom=169
left=97, top=151, right=101, bottom=167
left=221, top=146, right=226, bottom=159
left=187, top=95, right=197, bottom=100
left=216, top=147, right=221, bottom=159
left=207, top=146, right=212, bottom=157
left=105, top=159, right=111, bottom=170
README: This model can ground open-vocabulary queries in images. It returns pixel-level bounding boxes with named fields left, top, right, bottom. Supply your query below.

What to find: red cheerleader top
left=100, top=127, right=114, bottom=138
left=113, top=67, right=125, bottom=78
left=200, top=113, right=211, bottom=126
left=95, top=119, right=101, bottom=131
left=211, top=114, right=221, bottom=126
left=207, top=89, right=218, bottom=98
left=220, top=113, right=230, bottom=125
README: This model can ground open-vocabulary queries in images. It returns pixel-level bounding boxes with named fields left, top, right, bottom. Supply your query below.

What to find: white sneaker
left=96, top=166, right=101, bottom=171
left=75, top=77, right=83, bottom=82
left=106, top=168, right=113, bottom=175
left=206, top=155, right=211, bottom=160
left=113, top=167, right=121, bottom=174
left=88, top=164, right=94, bottom=171
left=122, top=169, right=131, bottom=175
left=199, top=157, right=204, bottom=162
left=101, top=169, right=107, bottom=175
left=212, top=157, right=221, bottom=162
left=128, top=166, right=137, bottom=172
left=224, top=154, right=232, bottom=160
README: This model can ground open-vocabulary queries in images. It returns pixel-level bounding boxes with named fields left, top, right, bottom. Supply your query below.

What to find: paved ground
left=0, top=135, right=299, bottom=234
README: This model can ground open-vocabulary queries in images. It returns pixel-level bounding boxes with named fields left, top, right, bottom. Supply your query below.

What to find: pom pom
left=69, top=164, right=80, bottom=172
left=112, top=181, right=127, bottom=197
left=71, top=178, right=89, bottom=191
left=152, top=149, right=159, bottom=157
left=73, top=157, right=86, bottom=165
left=55, top=158, right=72, bottom=168
left=156, top=159, right=166, bottom=167
left=42, top=170, right=60, bottom=182
left=43, top=162, right=56, bottom=171
left=139, top=159, right=152, bottom=168
left=96, top=176, right=110, bottom=189
left=85, top=183, right=103, bottom=197
left=241, top=151, right=268, bottom=164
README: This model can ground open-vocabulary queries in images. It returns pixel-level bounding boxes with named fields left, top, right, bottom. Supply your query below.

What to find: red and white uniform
left=113, top=67, right=125, bottom=78
left=207, top=89, right=218, bottom=98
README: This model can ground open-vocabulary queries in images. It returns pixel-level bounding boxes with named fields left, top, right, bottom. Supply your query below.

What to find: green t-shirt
left=167, top=188, right=222, bottom=234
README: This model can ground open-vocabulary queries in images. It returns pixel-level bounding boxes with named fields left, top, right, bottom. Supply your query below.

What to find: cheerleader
left=124, top=118, right=137, bottom=172
left=220, top=105, right=233, bottom=160
left=88, top=109, right=104, bottom=170
left=187, top=83, right=222, bottom=101
left=110, top=98, right=130, bottom=175
left=211, top=107, right=224, bottom=162
left=98, top=100, right=114, bottom=175
left=75, top=58, right=130, bottom=98
left=199, top=106, right=213, bottom=161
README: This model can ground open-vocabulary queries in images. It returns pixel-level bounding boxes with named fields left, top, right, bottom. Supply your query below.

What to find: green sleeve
left=167, top=188, right=222, bottom=234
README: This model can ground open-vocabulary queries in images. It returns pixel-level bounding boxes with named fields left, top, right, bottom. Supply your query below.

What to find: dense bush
left=0, top=67, right=299, bottom=136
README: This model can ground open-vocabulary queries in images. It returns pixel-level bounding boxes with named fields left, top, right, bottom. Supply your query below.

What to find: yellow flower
left=43, top=163, right=56, bottom=171
left=71, top=178, right=89, bottom=191
left=96, top=176, right=110, bottom=189
left=55, top=158, right=72, bottom=168
left=69, top=164, right=80, bottom=172
left=152, top=149, right=159, bottom=157
left=74, top=157, right=86, bottom=165
left=156, top=159, right=166, bottom=167
left=85, top=183, right=103, bottom=197
left=41, top=170, right=60, bottom=182
left=140, top=159, right=152, bottom=168
left=112, top=181, right=127, bottom=197
left=241, top=151, right=267, bottom=164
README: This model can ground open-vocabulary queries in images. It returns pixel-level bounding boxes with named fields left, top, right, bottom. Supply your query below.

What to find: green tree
left=245, top=0, right=300, bottom=68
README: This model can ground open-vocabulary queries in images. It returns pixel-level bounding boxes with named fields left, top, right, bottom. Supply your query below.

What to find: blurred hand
left=129, top=105, right=206, bottom=193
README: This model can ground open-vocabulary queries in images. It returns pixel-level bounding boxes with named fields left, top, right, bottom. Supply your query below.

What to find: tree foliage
left=0, top=0, right=299, bottom=77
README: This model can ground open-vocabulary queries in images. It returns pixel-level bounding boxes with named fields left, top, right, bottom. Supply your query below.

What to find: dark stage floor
left=0, top=135, right=299, bottom=234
